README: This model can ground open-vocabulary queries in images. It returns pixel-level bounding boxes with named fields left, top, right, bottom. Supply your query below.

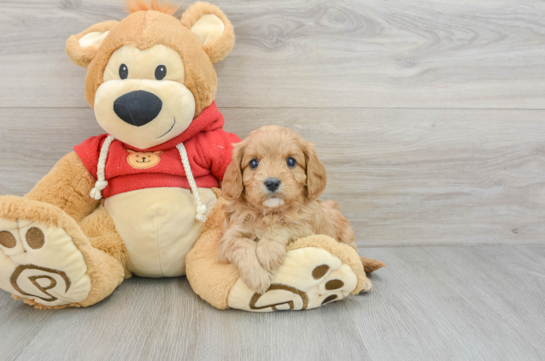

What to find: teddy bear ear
left=180, top=2, right=235, bottom=64
left=65, top=20, right=118, bottom=68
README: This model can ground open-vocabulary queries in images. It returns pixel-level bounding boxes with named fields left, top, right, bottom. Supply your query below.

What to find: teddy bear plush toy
left=0, top=1, right=382, bottom=311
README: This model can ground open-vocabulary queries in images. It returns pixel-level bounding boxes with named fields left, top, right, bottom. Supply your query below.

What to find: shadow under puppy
left=218, top=125, right=384, bottom=293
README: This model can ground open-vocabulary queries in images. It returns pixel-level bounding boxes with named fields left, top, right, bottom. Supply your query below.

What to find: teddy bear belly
left=104, top=187, right=217, bottom=278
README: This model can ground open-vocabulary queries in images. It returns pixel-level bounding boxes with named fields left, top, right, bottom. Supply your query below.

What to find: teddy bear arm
left=25, top=152, right=99, bottom=223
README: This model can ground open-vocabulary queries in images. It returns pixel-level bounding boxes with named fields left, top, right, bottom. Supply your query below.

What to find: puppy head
left=222, top=126, right=327, bottom=209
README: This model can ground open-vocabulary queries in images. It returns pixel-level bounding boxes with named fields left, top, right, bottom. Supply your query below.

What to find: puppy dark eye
left=287, top=157, right=296, bottom=168
left=119, top=64, right=128, bottom=79
left=155, top=65, right=167, bottom=80
left=249, top=159, right=259, bottom=169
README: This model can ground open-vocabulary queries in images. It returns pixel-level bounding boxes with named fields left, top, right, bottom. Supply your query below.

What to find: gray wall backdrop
left=1, top=0, right=545, bottom=247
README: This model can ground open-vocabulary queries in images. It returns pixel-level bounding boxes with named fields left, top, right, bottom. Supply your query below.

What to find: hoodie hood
left=129, top=101, right=224, bottom=152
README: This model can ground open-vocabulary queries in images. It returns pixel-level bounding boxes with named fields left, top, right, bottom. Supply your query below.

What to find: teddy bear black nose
left=264, top=178, right=281, bottom=192
left=113, top=90, right=163, bottom=127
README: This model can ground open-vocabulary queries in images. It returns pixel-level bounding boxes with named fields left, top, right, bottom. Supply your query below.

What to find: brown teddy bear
left=0, top=1, right=383, bottom=311
left=0, top=1, right=238, bottom=309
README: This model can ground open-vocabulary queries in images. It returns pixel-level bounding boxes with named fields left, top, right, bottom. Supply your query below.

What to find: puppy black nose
left=264, top=178, right=281, bottom=192
left=113, top=90, right=162, bottom=127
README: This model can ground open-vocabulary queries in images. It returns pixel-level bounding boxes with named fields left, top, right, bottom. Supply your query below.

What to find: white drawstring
left=176, top=142, right=207, bottom=222
left=90, top=135, right=115, bottom=200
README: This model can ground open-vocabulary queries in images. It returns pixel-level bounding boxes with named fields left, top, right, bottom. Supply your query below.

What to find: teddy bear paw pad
left=0, top=218, right=91, bottom=306
left=227, top=247, right=358, bottom=312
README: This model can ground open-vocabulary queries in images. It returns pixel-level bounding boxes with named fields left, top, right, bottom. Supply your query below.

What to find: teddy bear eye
left=119, top=64, right=128, bottom=79
left=249, top=159, right=259, bottom=169
left=155, top=65, right=167, bottom=80
left=287, top=157, right=296, bottom=168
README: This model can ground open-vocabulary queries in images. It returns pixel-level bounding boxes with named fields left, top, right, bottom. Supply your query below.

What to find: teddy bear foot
left=228, top=244, right=368, bottom=312
left=0, top=217, right=91, bottom=307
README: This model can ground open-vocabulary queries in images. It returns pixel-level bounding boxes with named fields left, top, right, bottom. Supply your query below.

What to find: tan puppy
left=218, top=125, right=363, bottom=293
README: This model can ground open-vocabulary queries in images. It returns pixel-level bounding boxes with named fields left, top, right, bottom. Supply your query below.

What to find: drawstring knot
left=195, top=204, right=208, bottom=222
left=90, top=180, right=108, bottom=200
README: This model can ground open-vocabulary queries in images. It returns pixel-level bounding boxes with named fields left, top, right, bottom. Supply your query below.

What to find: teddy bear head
left=65, top=1, right=235, bottom=149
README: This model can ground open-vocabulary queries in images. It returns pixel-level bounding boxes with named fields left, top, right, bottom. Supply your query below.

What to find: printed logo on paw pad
left=249, top=284, right=309, bottom=311
left=10, top=265, right=71, bottom=302
left=247, top=265, right=346, bottom=311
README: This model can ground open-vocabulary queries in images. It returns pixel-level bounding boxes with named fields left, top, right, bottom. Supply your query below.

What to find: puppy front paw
left=255, top=241, right=286, bottom=273
left=241, top=265, right=273, bottom=294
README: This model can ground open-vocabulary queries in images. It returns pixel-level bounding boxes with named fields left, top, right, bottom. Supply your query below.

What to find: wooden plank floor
left=0, top=245, right=543, bottom=361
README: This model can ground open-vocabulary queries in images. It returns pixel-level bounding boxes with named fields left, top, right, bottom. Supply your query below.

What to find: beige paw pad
left=228, top=247, right=359, bottom=312
left=0, top=219, right=91, bottom=306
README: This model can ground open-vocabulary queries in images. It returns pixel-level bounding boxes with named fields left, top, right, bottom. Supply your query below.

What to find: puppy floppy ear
left=303, top=140, right=327, bottom=200
left=222, top=141, right=246, bottom=201
left=65, top=20, right=118, bottom=68
left=181, top=2, right=235, bottom=63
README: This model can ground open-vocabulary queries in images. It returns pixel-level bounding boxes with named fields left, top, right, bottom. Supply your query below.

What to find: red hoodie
left=75, top=102, right=240, bottom=199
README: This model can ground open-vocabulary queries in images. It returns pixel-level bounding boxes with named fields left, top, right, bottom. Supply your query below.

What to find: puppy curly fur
left=218, top=126, right=364, bottom=293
